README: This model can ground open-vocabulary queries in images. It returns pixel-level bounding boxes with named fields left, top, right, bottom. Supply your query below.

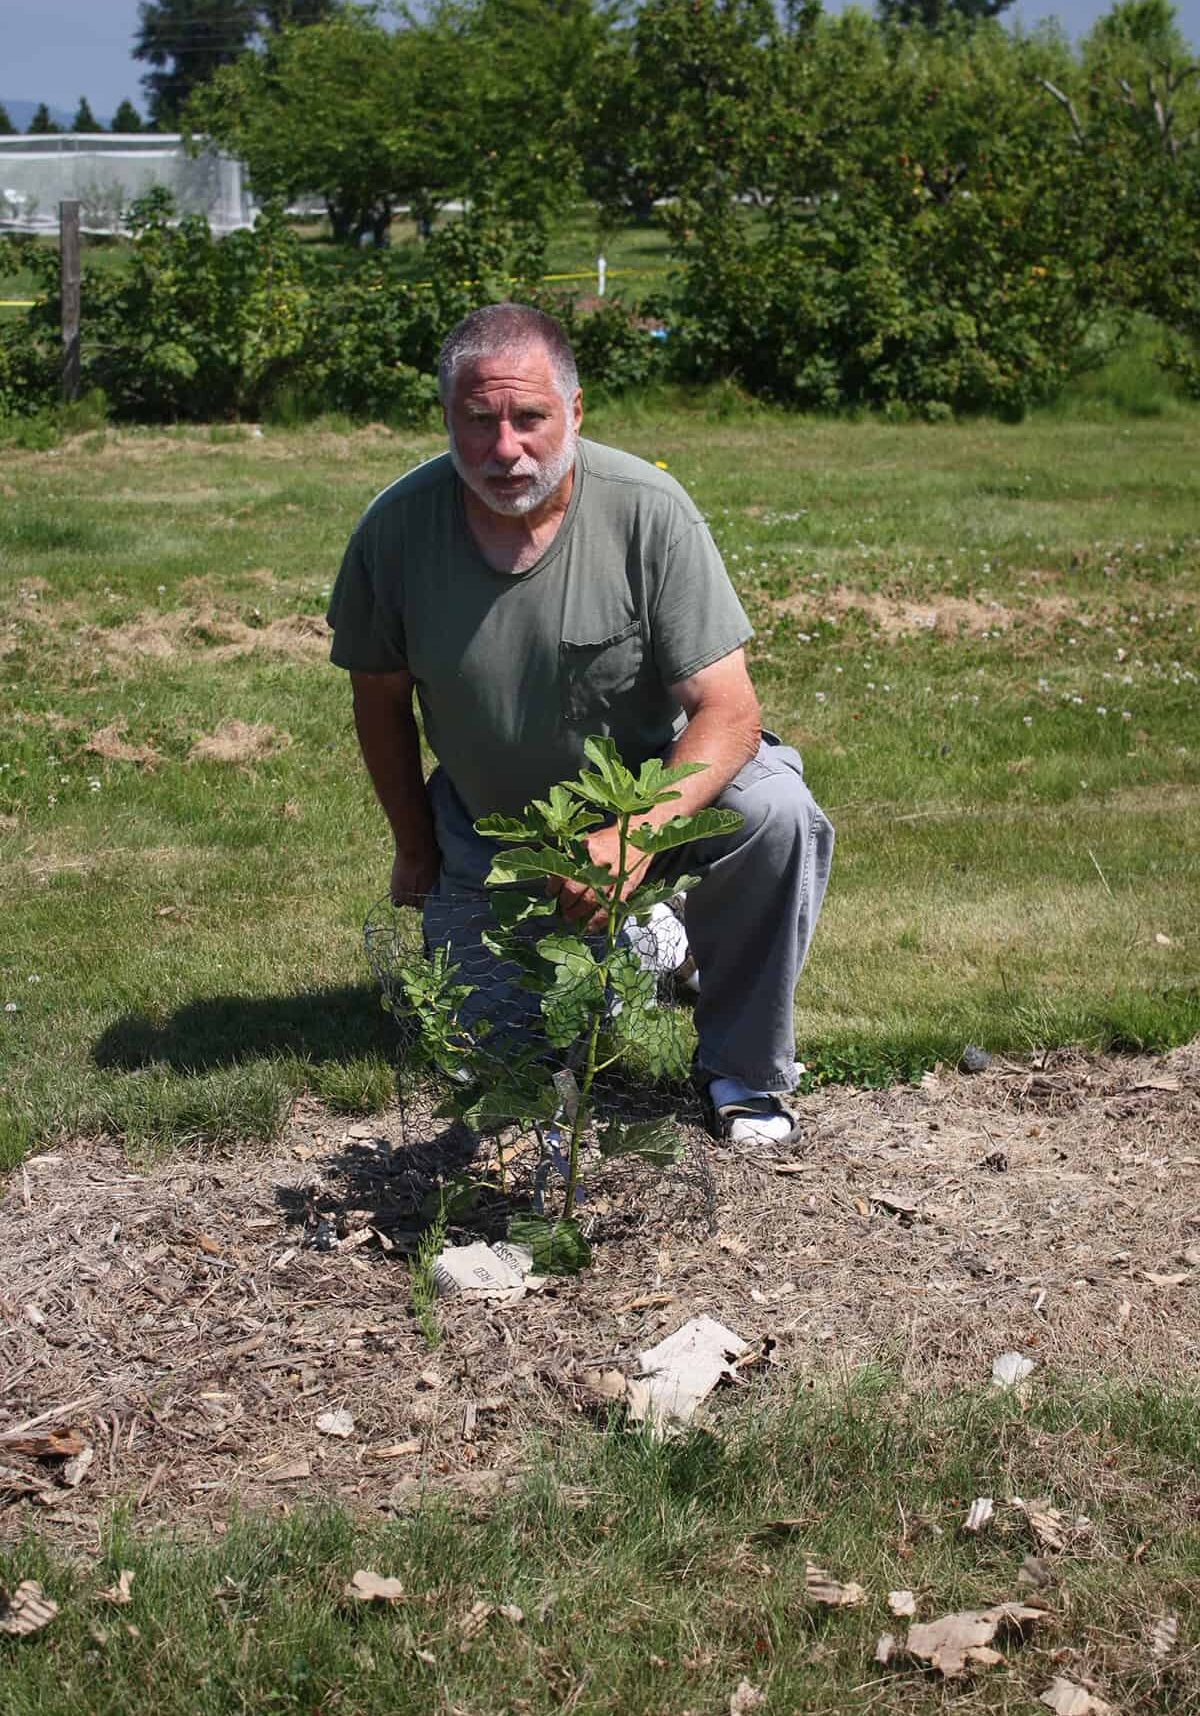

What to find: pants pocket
left=560, top=620, right=643, bottom=723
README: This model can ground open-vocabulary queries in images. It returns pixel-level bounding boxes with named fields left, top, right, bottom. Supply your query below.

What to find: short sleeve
left=650, top=518, right=753, bottom=685
left=326, top=523, right=408, bottom=674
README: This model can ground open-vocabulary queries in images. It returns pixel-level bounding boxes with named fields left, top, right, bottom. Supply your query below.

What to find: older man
left=327, top=302, right=833, bottom=1144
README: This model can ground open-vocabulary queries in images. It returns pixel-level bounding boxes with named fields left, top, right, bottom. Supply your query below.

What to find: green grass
left=1, top=408, right=1198, bottom=1154
left=1, top=1375, right=1196, bottom=1714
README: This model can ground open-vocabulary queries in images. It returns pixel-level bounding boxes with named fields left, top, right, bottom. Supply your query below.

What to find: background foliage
left=1, top=0, right=1198, bottom=422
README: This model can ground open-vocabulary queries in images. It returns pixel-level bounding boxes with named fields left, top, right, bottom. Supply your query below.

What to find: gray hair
left=437, top=303, right=579, bottom=407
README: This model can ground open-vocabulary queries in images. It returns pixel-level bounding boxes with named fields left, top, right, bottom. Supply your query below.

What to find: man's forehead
left=454, top=343, right=559, bottom=400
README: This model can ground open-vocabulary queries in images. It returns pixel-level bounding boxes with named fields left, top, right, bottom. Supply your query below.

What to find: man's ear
left=572, top=388, right=583, bottom=434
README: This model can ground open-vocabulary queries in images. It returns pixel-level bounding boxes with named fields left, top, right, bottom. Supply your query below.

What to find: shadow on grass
left=92, top=983, right=396, bottom=1073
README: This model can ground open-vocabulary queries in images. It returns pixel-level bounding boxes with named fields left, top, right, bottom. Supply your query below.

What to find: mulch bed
left=2, top=1041, right=1197, bottom=1546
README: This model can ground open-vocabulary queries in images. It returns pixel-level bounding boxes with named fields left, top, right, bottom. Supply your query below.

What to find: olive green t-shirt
left=326, top=438, right=752, bottom=818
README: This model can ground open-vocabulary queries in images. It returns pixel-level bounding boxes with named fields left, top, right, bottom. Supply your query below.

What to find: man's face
left=445, top=343, right=582, bottom=519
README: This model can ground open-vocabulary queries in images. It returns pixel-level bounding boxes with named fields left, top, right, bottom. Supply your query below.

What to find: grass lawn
left=1, top=1376, right=1197, bottom=1714
left=1, top=404, right=1197, bottom=1161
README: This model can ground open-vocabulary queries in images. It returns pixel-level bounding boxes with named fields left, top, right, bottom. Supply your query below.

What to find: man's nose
left=492, top=418, right=522, bottom=463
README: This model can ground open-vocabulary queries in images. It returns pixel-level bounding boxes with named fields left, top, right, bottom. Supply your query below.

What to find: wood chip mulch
left=2, top=1040, right=1197, bottom=1546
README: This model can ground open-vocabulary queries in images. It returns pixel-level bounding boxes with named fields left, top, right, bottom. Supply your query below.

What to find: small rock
left=960, top=1044, right=992, bottom=1074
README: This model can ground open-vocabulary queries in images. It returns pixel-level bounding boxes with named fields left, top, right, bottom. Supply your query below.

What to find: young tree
left=72, top=96, right=103, bottom=132
left=27, top=104, right=60, bottom=134
left=111, top=99, right=146, bottom=133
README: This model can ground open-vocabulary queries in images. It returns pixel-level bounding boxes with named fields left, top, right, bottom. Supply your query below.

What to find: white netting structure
left=0, top=135, right=255, bottom=236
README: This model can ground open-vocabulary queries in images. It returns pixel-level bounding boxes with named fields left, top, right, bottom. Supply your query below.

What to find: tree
left=0, top=104, right=15, bottom=136
left=134, top=0, right=262, bottom=125
left=877, top=0, right=1015, bottom=28
left=111, top=99, right=146, bottom=133
left=187, top=11, right=451, bottom=244
left=133, top=0, right=343, bottom=125
left=72, top=97, right=103, bottom=132
left=27, top=104, right=60, bottom=134
left=259, top=0, right=339, bottom=21
left=447, top=0, right=611, bottom=223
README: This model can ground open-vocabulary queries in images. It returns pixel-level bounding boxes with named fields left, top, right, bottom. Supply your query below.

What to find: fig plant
left=393, top=737, right=743, bottom=1273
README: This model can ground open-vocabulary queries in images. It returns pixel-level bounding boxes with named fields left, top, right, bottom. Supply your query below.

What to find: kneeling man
left=327, top=303, right=834, bottom=1144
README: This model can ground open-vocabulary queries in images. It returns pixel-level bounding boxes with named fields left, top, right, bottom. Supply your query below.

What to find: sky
left=2, top=0, right=1198, bottom=122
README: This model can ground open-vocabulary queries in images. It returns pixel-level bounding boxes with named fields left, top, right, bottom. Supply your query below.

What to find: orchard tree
left=186, top=11, right=458, bottom=244
left=447, top=0, right=610, bottom=223
left=72, top=97, right=103, bottom=132
left=111, top=99, right=146, bottom=133
left=584, top=0, right=788, bottom=221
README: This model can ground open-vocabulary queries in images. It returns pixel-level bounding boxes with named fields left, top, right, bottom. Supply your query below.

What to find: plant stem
left=562, top=809, right=629, bottom=1217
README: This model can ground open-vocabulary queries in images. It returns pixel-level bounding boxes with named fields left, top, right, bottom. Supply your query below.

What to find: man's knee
left=719, top=758, right=821, bottom=857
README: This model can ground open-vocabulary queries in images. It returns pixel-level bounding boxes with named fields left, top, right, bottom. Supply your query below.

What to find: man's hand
left=390, top=836, right=441, bottom=907
left=549, top=823, right=651, bottom=930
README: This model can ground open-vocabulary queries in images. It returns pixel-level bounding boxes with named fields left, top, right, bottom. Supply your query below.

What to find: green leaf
left=488, top=888, right=560, bottom=928
left=537, top=932, right=598, bottom=972
left=420, top=1173, right=486, bottom=1225
left=626, top=807, right=745, bottom=854
left=486, top=846, right=613, bottom=891
left=508, top=1215, right=592, bottom=1275
left=634, top=756, right=708, bottom=801
left=474, top=812, right=542, bottom=841
left=608, top=945, right=656, bottom=1016
left=579, top=736, right=643, bottom=812
left=625, top=874, right=701, bottom=915
left=527, top=782, right=605, bottom=841
left=461, top=1076, right=558, bottom=1130
left=598, top=1115, right=683, bottom=1167
left=541, top=957, right=604, bottom=1048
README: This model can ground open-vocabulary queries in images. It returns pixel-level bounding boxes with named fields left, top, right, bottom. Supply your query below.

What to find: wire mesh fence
left=364, top=889, right=718, bottom=1236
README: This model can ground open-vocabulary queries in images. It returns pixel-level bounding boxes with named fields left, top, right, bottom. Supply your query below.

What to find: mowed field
left=1, top=407, right=1199, bottom=1714
left=1, top=406, right=1197, bottom=1157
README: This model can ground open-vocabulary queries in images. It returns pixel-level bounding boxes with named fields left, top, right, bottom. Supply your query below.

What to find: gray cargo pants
left=423, top=736, right=834, bottom=1093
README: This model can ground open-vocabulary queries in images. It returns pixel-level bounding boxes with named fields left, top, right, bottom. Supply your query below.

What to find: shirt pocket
left=560, top=620, right=644, bottom=724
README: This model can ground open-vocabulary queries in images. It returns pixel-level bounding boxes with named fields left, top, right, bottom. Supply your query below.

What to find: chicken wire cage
left=364, top=889, right=717, bottom=1236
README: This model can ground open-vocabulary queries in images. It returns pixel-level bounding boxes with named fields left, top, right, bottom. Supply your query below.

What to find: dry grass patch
left=77, top=606, right=329, bottom=668
left=84, top=722, right=161, bottom=769
left=777, top=585, right=1087, bottom=640
left=187, top=719, right=289, bottom=765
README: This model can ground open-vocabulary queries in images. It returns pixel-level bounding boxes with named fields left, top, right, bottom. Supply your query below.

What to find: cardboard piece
left=636, top=1315, right=748, bottom=1426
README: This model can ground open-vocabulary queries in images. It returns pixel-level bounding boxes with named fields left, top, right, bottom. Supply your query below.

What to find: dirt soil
left=2, top=1042, right=1198, bottom=1546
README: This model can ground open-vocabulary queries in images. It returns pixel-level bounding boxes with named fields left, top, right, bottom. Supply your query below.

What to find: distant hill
left=1, top=100, right=114, bottom=133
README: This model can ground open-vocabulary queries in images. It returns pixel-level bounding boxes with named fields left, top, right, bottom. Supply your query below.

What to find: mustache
left=480, top=457, right=540, bottom=478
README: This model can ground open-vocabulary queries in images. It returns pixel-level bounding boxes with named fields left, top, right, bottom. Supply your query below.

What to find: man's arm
left=556, top=648, right=761, bottom=924
left=349, top=669, right=441, bottom=904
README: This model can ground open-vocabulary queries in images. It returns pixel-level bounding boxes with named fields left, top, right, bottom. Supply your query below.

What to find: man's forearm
left=655, top=703, right=759, bottom=827
left=351, top=679, right=436, bottom=853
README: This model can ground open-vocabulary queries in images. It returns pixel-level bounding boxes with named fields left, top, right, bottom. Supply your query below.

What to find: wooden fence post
left=60, top=200, right=81, bottom=404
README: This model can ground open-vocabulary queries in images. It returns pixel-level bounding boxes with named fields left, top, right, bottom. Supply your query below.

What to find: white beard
left=448, top=422, right=578, bottom=518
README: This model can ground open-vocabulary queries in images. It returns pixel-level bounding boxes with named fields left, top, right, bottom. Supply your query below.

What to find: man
left=327, top=303, right=833, bottom=1144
